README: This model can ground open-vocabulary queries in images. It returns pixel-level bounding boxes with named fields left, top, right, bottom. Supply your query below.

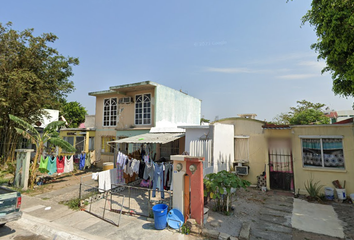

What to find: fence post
left=128, top=186, right=131, bottom=212
left=79, top=177, right=82, bottom=200
left=148, top=189, right=151, bottom=217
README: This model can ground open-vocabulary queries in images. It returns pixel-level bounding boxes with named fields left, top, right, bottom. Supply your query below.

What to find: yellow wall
left=217, top=118, right=268, bottom=185
left=291, top=125, right=354, bottom=195
left=94, top=90, right=155, bottom=130
left=59, top=130, right=96, bottom=154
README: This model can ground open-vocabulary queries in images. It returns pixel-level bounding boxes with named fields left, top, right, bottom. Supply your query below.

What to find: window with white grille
left=103, top=98, right=117, bottom=126
left=135, top=94, right=151, bottom=125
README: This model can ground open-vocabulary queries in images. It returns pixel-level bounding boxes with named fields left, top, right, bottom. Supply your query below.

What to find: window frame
left=234, top=136, right=250, bottom=162
left=103, top=97, right=118, bottom=127
left=301, top=136, right=345, bottom=170
left=101, top=136, right=116, bottom=154
left=134, top=93, right=151, bottom=125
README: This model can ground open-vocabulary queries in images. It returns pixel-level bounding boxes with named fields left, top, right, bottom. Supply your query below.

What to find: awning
left=107, top=133, right=185, bottom=145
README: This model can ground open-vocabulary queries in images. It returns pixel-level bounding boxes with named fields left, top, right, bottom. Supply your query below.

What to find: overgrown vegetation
left=304, top=179, right=324, bottom=201
left=9, top=115, right=76, bottom=189
left=60, top=198, right=82, bottom=210
left=204, top=170, right=251, bottom=214
left=181, top=223, right=191, bottom=235
left=0, top=21, right=78, bottom=166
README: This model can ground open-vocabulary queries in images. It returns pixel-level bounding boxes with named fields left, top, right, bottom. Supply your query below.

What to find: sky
left=1, top=0, right=353, bottom=122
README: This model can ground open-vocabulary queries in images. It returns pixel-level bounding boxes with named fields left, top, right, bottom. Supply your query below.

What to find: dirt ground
left=1, top=166, right=101, bottom=196
left=204, top=187, right=267, bottom=237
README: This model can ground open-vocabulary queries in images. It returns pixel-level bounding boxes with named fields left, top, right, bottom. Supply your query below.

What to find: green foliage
left=0, top=22, right=78, bottom=163
left=204, top=170, right=250, bottom=212
left=9, top=114, right=76, bottom=188
left=200, top=117, right=210, bottom=124
left=60, top=198, right=81, bottom=210
left=304, top=179, right=324, bottom=201
left=61, top=101, right=87, bottom=128
left=273, top=100, right=329, bottom=125
left=301, top=1, right=354, bottom=97
left=181, top=223, right=191, bottom=235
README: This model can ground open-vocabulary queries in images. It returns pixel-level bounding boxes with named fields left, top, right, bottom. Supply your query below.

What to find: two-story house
left=88, top=81, right=201, bottom=165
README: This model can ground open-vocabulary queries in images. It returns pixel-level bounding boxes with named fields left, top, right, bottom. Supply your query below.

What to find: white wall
left=184, top=127, right=213, bottom=153
left=155, top=85, right=201, bottom=128
left=40, top=109, right=59, bottom=128
left=213, top=123, right=234, bottom=173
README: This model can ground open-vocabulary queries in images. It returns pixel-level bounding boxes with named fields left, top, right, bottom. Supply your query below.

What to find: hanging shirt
left=46, top=156, right=57, bottom=175
left=152, top=163, right=164, bottom=199
left=57, top=156, right=65, bottom=173
left=64, top=155, right=74, bottom=173
left=39, top=156, right=49, bottom=173
left=132, top=159, right=140, bottom=174
left=143, top=161, right=154, bottom=180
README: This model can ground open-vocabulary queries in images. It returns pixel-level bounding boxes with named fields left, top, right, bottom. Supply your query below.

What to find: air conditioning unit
left=235, top=166, right=249, bottom=176
left=119, top=97, right=132, bottom=104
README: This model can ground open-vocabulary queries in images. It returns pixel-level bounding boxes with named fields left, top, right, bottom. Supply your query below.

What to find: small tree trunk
left=29, top=143, right=42, bottom=189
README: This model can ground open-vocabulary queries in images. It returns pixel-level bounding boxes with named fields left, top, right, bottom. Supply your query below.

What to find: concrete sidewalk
left=14, top=194, right=200, bottom=240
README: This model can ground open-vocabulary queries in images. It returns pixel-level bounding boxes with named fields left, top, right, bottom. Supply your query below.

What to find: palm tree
left=9, top=114, right=76, bottom=189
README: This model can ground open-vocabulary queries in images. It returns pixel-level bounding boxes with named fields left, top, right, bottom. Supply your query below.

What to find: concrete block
left=187, top=218, right=201, bottom=234
left=239, top=222, right=250, bottom=240
left=202, top=228, right=220, bottom=239
left=229, top=237, right=239, bottom=240
left=218, top=232, right=231, bottom=240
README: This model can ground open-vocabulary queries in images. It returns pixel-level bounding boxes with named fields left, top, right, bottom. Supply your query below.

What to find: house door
left=268, top=138, right=294, bottom=191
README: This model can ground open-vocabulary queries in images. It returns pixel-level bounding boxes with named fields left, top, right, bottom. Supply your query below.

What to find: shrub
left=304, top=179, right=323, bottom=201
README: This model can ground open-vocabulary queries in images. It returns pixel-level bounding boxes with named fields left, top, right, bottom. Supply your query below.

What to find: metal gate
left=268, top=138, right=294, bottom=191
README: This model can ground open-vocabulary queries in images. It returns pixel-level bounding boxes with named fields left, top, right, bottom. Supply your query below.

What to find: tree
left=0, top=22, right=79, bottom=164
left=200, top=117, right=210, bottom=124
left=61, top=101, right=87, bottom=128
left=273, top=100, right=330, bottom=125
left=301, top=1, right=354, bottom=97
left=9, top=114, right=76, bottom=189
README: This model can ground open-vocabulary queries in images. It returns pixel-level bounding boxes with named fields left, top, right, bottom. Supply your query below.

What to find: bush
left=204, top=170, right=250, bottom=213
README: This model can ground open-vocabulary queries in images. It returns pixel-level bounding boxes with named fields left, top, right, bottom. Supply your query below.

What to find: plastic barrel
left=336, top=188, right=346, bottom=200
left=324, top=187, right=334, bottom=200
left=152, top=204, right=168, bottom=230
left=103, top=162, right=114, bottom=171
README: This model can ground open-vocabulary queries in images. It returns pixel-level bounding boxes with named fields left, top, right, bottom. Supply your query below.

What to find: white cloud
left=204, top=67, right=252, bottom=73
left=276, top=74, right=318, bottom=80
left=298, top=60, right=326, bottom=72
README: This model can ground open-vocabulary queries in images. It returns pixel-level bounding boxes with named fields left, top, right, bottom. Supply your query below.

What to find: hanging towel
left=46, top=156, right=57, bottom=175
left=85, top=152, right=91, bottom=169
left=39, top=156, right=49, bottom=173
left=57, top=156, right=64, bottom=173
left=64, top=155, right=74, bottom=173
left=139, top=161, right=145, bottom=179
left=79, top=153, right=86, bottom=170
left=90, top=150, right=96, bottom=164
left=98, top=168, right=118, bottom=192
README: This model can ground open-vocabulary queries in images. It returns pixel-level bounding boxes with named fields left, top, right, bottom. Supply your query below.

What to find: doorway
left=268, top=138, right=294, bottom=191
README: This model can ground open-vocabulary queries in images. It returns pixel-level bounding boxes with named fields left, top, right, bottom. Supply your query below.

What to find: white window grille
left=103, top=98, right=117, bottom=127
left=135, top=94, right=151, bottom=125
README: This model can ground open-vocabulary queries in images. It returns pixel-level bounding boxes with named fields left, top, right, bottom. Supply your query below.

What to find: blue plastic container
left=166, top=209, right=184, bottom=229
left=152, top=204, right=168, bottom=230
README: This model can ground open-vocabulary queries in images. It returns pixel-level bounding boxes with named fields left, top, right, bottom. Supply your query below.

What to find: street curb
left=18, top=212, right=108, bottom=240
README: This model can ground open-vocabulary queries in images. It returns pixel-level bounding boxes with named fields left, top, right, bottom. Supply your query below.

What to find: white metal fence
left=190, top=140, right=213, bottom=175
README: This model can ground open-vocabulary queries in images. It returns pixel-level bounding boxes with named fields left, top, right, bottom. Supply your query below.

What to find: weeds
left=60, top=198, right=81, bottom=210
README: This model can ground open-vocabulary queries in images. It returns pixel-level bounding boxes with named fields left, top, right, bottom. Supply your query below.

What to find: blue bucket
left=152, top=204, right=168, bottom=230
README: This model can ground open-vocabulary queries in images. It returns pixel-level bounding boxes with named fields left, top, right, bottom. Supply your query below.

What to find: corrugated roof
left=107, top=133, right=185, bottom=144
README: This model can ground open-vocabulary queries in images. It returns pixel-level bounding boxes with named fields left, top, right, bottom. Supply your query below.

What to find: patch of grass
left=60, top=198, right=81, bottom=210
left=41, top=197, right=51, bottom=200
